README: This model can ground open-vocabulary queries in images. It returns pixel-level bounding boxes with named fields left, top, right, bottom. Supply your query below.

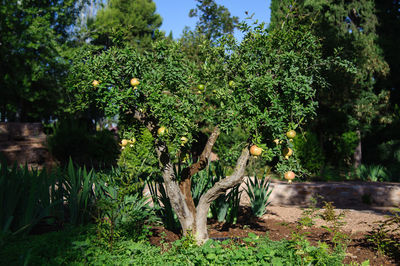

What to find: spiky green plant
left=245, top=170, right=273, bottom=217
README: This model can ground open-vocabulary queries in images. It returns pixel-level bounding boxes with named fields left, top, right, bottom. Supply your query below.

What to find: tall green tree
left=270, top=0, right=390, bottom=169
left=0, top=0, right=87, bottom=122
left=90, top=0, right=163, bottom=49
left=188, top=0, right=239, bottom=42
left=375, top=1, right=400, bottom=104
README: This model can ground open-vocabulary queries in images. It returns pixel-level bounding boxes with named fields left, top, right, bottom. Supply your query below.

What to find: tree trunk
left=133, top=110, right=251, bottom=243
left=195, top=144, right=250, bottom=244
left=353, top=130, right=362, bottom=169
left=179, top=127, right=221, bottom=232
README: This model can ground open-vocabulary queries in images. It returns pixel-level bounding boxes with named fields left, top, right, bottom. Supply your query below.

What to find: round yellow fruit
left=180, top=136, right=188, bottom=145
left=284, top=171, right=296, bottom=183
left=92, top=80, right=100, bottom=87
left=121, top=139, right=129, bottom=147
left=157, top=126, right=167, bottom=136
left=283, top=147, right=293, bottom=159
left=130, top=78, right=140, bottom=86
left=250, top=145, right=262, bottom=156
left=286, top=130, right=296, bottom=139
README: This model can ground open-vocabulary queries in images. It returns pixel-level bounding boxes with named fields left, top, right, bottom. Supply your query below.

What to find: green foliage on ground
left=0, top=225, right=350, bottom=265
left=0, top=158, right=111, bottom=243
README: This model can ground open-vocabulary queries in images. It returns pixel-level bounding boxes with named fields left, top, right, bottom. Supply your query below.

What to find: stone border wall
left=240, top=178, right=400, bottom=208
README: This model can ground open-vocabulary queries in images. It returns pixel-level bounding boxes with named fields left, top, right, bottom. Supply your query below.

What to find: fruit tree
left=69, top=17, right=348, bottom=243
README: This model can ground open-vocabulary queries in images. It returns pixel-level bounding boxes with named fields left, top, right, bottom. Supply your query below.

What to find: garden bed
left=149, top=206, right=399, bottom=265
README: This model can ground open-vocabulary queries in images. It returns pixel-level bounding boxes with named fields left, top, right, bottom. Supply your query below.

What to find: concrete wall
left=240, top=178, right=400, bottom=208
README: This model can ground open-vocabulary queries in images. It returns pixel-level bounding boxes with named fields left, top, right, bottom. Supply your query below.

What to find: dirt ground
left=149, top=205, right=400, bottom=265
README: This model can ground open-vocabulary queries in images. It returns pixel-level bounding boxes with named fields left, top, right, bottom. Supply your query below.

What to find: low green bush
left=0, top=226, right=349, bottom=265
left=0, top=158, right=108, bottom=244
left=47, top=118, right=119, bottom=168
left=293, top=131, right=325, bottom=175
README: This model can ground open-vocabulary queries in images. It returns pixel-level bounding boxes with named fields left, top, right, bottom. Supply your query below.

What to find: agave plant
left=245, top=170, right=274, bottom=217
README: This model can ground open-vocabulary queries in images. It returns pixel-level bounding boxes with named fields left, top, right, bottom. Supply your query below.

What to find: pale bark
left=353, top=130, right=362, bottom=169
left=134, top=110, right=194, bottom=234
left=195, top=144, right=250, bottom=243
left=179, top=127, right=221, bottom=228
left=134, top=109, right=250, bottom=242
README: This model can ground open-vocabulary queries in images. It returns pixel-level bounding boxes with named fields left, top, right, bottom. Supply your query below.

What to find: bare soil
left=149, top=206, right=400, bottom=265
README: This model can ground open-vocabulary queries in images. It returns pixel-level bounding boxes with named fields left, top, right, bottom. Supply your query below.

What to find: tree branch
left=180, top=126, right=220, bottom=180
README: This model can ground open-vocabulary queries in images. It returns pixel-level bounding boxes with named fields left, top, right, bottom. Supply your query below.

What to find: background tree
left=270, top=0, right=390, bottom=172
left=0, top=0, right=88, bottom=122
left=89, top=0, right=163, bottom=49
left=188, top=0, right=239, bottom=42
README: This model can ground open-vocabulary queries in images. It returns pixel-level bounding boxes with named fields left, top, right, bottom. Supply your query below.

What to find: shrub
left=244, top=171, right=273, bottom=217
left=47, top=119, right=119, bottom=168
left=293, top=131, right=325, bottom=175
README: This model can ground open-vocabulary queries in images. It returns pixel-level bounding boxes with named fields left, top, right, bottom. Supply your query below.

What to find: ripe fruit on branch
left=286, top=130, right=296, bottom=139
left=92, top=80, right=100, bottom=87
left=130, top=78, right=140, bottom=86
left=284, top=171, right=295, bottom=183
left=157, top=126, right=167, bottom=136
left=283, top=147, right=293, bottom=159
left=180, top=136, right=188, bottom=145
left=250, top=145, right=262, bottom=156
left=129, top=137, right=136, bottom=144
left=121, top=139, right=129, bottom=147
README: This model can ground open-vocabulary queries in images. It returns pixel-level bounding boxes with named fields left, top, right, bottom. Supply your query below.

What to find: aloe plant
left=0, top=158, right=61, bottom=240
left=209, top=162, right=241, bottom=224
left=245, top=171, right=273, bottom=217
left=63, top=159, right=98, bottom=225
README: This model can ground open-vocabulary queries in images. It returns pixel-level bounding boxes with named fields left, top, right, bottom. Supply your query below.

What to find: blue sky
left=153, top=1, right=271, bottom=40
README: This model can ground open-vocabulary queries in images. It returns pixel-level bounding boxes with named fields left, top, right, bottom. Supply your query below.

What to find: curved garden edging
left=240, top=178, right=400, bottom=208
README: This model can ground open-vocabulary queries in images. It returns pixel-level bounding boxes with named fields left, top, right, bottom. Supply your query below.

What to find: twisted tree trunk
left=134, top=110, right=250, bottom=243
left=195, top=145, right=250, bottom=243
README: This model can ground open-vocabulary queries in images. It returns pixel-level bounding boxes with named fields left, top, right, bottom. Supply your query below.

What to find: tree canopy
left=0, top=0, right=87, bottom=122
left=90, top=0, right=163, bottom=49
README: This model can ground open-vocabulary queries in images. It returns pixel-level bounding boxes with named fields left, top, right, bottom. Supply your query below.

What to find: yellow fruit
left=284, top=171, right=295, bottom=183
left=286, top=130, right=296, bottom=139
left=92, top=80, right=100, bottom=87
left=157, top=126, right=167, bottom=136
left=250, top=145, right=262, bottom=156
left=129, top=137, right=136, bottom=144
left=283, top=147, right=293, bottom=159
left=130, top=78, right=140, bottom=86
left=180, top=136, right=188, bottom=145
left=121, top=139, right=128, bottom=146
left=273, top=139, right=280, bottom=145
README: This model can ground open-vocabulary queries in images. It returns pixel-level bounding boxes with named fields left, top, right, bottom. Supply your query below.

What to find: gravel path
left=262, top=205, right=391, bottom=233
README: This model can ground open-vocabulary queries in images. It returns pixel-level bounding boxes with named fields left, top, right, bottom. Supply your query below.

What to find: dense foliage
left=90, top=0, right=163, bottom=49
left=1, top=227, right=347, bottom=265
left=0, top=0, right=87, bottom=122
